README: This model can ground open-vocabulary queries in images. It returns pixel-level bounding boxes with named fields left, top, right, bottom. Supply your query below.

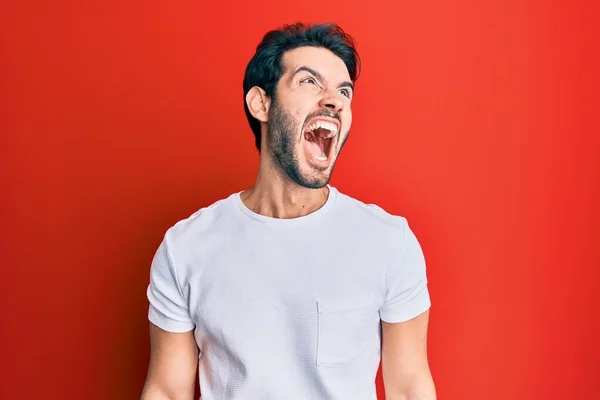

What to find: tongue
left=306, top=137, right=325, bottom=158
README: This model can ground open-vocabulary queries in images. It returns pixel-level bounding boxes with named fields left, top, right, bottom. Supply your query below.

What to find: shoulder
left=333, top=187, right=409, bottom=236
left=162, top=192, right=238, bottom=259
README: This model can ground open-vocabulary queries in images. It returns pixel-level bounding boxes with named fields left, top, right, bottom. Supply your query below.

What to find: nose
left=319, top=90, right=344, bottom=113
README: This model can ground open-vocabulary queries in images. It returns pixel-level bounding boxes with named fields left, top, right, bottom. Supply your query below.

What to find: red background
left=1, top=1, right=598, bottom=399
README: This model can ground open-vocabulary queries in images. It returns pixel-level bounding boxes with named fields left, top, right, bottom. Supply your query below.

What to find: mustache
left=304, top=110, right=340, bottom=123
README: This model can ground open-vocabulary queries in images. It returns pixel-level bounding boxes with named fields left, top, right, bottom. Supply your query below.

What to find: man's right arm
left=141, top=323, right=199, bottom=400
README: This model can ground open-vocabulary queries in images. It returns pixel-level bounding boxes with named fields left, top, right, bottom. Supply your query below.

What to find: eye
left=301, top=77, right=317, bottom=85
left=339, top=88, right=351, bottom=98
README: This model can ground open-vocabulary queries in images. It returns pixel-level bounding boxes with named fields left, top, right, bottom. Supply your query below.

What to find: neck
left=240, top=153, right=330, bottom=219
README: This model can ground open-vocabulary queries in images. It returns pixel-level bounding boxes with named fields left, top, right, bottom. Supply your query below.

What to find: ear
left=245, top=86, right=271, bottom=123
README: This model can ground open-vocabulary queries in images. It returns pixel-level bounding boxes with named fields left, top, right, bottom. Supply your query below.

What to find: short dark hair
left=242, top=23, right=361, bottom=152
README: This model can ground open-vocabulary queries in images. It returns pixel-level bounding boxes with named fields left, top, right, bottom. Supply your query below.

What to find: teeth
left=305, top=120, right=338, bottom=138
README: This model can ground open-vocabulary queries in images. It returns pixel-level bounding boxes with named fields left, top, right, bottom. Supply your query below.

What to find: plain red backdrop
left=1, top=1, right=598, bottom=399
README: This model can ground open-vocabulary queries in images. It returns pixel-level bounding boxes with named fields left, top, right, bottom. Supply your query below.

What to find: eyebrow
left=293, top=66, right=355, bottom=94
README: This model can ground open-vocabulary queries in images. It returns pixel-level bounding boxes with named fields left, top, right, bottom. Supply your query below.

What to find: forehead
left=281, top=46, right=351, bottom=82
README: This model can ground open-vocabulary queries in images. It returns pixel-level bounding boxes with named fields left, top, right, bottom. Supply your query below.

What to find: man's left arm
left=381, top=310, right=436, bottom=400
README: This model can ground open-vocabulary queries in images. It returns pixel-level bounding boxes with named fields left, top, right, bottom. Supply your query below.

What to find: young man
left=141, top=23, right=436, bottom=400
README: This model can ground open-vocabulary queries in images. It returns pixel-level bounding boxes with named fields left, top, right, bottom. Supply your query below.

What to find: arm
left=379, top=218, right=435, bottom=399
left=141, top=323, right=198, bottom=400
left=142, top=232, right=198, bottom=399
left=381, top=310, right=436, bottom=400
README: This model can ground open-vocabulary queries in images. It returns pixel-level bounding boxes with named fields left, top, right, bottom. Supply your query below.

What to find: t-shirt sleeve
left=379, top=218, right=431, bottom=323
left=146, top=231, right=195, bottom=333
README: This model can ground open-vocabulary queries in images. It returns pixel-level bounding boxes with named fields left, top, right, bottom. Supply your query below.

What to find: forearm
left=386, top=391, right=436, bottom=400
left=141, top=385, right=194, bottom=400
left=387, top=394, right=435, bottom=400
left=384, top=371, right=437, bottom=400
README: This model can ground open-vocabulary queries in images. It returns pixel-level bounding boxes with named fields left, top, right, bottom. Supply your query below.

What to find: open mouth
left=303, top=120, right=338, bottom=163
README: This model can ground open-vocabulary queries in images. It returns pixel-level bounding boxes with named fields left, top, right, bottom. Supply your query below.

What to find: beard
left=266, top=98, right=347, bottom=189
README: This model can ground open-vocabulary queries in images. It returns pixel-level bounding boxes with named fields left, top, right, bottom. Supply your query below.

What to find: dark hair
left=242, top=23, right=361, bottom=152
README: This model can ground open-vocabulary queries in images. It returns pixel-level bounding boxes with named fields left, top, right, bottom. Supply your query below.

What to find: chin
left=294, top=156, right=339, bottom=189
left=297, top=175, right=331, bottom=189
left=281, top=156, right=334, bottom=190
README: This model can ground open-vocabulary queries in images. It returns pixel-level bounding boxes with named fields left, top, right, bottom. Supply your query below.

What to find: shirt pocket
left=316, top=294, right=378, bottom=367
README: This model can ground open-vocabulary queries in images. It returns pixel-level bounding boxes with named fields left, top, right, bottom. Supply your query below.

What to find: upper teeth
left=305, top=120, right=338, bottom=138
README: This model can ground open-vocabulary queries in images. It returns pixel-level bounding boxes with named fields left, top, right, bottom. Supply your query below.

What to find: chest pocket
left=316, top=295, right=378, bottom=367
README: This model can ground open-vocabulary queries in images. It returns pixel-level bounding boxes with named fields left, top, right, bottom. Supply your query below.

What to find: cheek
left=288, top=105, right=307, bottom=126
left=289, top=94, right=314, bottom=120
left=293, top=110, right=305, bottom=125
left=294, top=111, right=312, bottom=133
left=343, top=110, right=352, bottom=132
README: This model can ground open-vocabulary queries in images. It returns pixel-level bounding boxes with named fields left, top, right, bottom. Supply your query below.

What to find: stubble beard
left=267, top=99, right=335, bottom=189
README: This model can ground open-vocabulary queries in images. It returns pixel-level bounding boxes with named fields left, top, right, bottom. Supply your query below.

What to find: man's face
left=266, top=46, right=354, bottom=189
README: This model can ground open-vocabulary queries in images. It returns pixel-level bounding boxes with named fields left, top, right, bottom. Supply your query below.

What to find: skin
left=141, top=46, right=435, bottom=399
left=241, top=46, right=353, bottom=218
left=381, top=311, right=436, bottom=399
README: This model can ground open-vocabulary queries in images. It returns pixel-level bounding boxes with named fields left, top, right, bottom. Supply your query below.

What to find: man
left=141, top=23, right=436, bottom=400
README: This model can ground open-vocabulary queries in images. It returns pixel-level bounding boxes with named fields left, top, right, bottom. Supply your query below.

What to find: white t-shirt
left=147, top=185, right=431, bottom=400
